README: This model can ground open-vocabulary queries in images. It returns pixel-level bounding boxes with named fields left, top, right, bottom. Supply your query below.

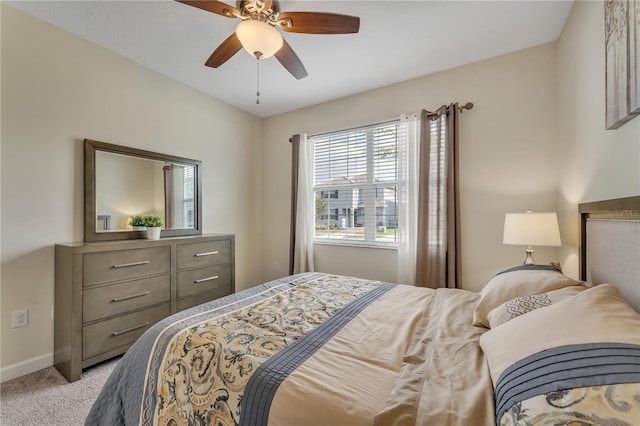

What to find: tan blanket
left=267, top=287, right=494, bottom=426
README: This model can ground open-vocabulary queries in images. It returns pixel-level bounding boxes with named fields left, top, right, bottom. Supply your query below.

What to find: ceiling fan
left=176, top=0, right=360, bottom=80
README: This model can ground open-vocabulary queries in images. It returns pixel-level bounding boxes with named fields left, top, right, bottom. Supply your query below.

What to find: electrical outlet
left=12, top=309, right=29, bottom=328
left=271, top=261, right=279, bottom=271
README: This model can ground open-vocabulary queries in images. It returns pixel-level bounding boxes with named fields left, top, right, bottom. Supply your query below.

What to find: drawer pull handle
left=195, top=251, right=219, bottom=257
left=111, top=322, right=149, bottom=336
left=112, top=260, right=150, bottom=269
left=111, top=291, right=150, bottom=303
left=194, top=275, right=219, bottom=284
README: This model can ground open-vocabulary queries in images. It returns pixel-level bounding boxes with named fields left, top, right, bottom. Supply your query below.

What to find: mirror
left=85, top=139, right=202, bottom=241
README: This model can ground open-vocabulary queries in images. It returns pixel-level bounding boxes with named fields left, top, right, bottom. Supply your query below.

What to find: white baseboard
left=0, top=352, right=54, bottom=383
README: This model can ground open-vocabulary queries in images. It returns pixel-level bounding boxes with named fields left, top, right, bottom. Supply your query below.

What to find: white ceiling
left=6, top=0, right=574, bottom=118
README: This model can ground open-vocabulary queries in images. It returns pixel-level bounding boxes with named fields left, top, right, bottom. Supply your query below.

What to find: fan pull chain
left=255, top=53, right=262, bottom=105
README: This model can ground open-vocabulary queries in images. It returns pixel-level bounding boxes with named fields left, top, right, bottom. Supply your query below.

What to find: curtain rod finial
left=460, top=102, right=474, bottom=112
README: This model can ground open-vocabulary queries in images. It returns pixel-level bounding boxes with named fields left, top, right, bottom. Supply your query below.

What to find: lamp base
left=523, top=248, right=535, bottom=265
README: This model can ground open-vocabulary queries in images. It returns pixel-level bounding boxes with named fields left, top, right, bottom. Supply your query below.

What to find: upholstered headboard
left=579, top=196, right=640, bottom=312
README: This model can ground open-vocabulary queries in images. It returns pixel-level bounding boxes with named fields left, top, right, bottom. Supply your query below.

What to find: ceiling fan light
left=235, top=20, right=283, bottom=59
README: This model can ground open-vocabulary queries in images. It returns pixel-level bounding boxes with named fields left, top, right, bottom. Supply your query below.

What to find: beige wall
left=557, top=0, right=640, bottom=276
left=0, top=5, right=263, bottom=380
left=262, top=43, right=561, bottom=292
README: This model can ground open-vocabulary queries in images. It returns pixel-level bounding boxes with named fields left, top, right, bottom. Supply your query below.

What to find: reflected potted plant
left=142, top=214, right=163, bottom=240
left=129, top=215, right=146, bottom=231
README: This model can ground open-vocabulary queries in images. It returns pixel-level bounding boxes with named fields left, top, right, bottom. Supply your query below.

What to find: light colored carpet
left=0, top=357, right=119, bottom=426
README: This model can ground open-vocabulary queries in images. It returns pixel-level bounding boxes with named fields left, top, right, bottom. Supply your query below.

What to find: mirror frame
left=84, top=139, right=203, bottom=242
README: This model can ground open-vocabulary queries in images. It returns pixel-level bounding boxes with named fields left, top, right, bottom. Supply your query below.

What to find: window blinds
left=311, top=121, right=399, bottom=245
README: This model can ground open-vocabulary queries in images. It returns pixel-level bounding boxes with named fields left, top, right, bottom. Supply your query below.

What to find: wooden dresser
left=54, top=234, right=234, bottom=382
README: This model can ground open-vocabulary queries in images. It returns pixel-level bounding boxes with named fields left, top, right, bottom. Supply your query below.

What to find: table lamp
left=503, top=210, right=561, bottom=264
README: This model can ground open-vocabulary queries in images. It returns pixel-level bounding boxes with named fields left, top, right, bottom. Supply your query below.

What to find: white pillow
left=479, top=283, right=640, bottom=384
left=486, top=285, right=586, bottom=328
left=472, top=265, right=586, bottom=328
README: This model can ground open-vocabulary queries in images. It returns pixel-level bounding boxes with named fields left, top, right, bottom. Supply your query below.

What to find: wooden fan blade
left=176, top=0, right=240, bottom=18
left=205, top=33, right=242, bottom=68
left=275, top=39, right=308, bottom=79
left=278, top=12, right=360, bottom=34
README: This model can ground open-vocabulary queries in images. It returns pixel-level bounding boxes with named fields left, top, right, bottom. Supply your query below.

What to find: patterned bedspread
left=152, top=273, right=384, bottom=425
left=85, top=272, right=495, bottom=426
left=497, top=344, right=640, bottom=426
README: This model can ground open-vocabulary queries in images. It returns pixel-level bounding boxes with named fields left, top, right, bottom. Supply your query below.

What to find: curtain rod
left=289, top=101, right=474, bottom=142
left=425, top=101, right=474, bottom=118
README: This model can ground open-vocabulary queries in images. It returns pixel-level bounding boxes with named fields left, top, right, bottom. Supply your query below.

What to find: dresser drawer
left=177, top=285, right=233, bottom=312
left=177, top=263, right=231, bottom=299
left=82, top=303, right=170, bottom=360
left=177, top=240, right=231, bottom=270
left=83, top=246, right=170, bottom=286
left=83, top=275, right=170, bottom=323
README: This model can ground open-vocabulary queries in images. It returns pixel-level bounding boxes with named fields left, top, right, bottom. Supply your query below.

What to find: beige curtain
left=289, top=134, right=315, bottom=275
left=415, top=104, right=462, bottom=289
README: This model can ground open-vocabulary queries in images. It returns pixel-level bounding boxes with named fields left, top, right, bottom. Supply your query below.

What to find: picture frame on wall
left=605, top=0, right=640, bottom=129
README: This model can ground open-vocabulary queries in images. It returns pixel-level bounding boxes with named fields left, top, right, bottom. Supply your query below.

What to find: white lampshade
left=235, top=20, right=283, bottom=59
left=503, top=212, right=561, bottom=247
left=503, top=211, right=561, bottom=265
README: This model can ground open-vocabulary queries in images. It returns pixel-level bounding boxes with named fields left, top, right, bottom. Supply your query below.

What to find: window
left=312, top=121, right=398, bottom=246
left=319, top=190, right=339, bottom=199
left=183, top=166, right=195, bottom=228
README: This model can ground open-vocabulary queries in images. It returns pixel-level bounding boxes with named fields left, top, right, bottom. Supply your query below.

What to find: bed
left=85, top=197, right=640, bottom=426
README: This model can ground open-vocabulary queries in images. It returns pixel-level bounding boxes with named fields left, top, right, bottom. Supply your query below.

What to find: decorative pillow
left=479, top=284, right=640, bottom=425
left=480, top=283, right=640, bottom=383
left=486, top=285, right=586, bottom=329
left=472, top=264, right=586, bottom=328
